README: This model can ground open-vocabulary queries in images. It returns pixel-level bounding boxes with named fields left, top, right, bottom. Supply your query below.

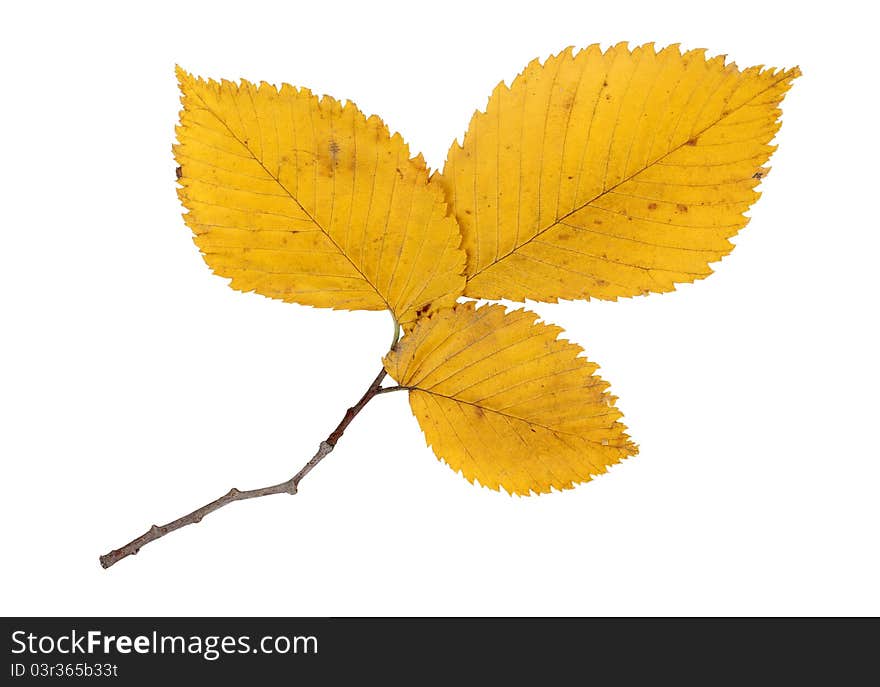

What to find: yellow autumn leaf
left=383, top=303, right=636, bottom=495
left=174, top=68, right=465, bottom=327
left=438, top=43, right=800, bottom=301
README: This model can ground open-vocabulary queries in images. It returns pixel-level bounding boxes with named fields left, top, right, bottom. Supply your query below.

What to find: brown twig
left=100, top=368, right=394, bottom=569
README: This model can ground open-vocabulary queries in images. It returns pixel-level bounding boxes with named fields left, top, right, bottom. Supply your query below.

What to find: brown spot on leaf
left=593, top=219, right=603, bottom=225
left=752, top=171, right=764, bottom=180
left=317, top=138, right=345, bottom=176
left=328, top=139, right=341, bottom=164
left=175, top=166, right=182, bottom=180
left=647, top=203, right=658, bottom=210
left=686, top=138, right=698, bottom=146
left=602, top=80, right=609, bottom=87
left=676, top=204, right=688, bottom=213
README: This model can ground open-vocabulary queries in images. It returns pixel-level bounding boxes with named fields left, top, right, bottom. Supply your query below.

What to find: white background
left=2, top=0, right=877, bottom=616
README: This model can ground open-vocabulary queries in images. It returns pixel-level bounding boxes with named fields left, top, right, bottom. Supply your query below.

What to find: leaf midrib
left=187, top=88, right=394, bottom=313
left=465, top=72, right=791, bottom=282
left=408, top=387, right=623, bottom=446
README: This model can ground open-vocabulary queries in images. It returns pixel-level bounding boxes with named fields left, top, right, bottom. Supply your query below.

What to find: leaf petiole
left=390, top=314, right=401, bottom=351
